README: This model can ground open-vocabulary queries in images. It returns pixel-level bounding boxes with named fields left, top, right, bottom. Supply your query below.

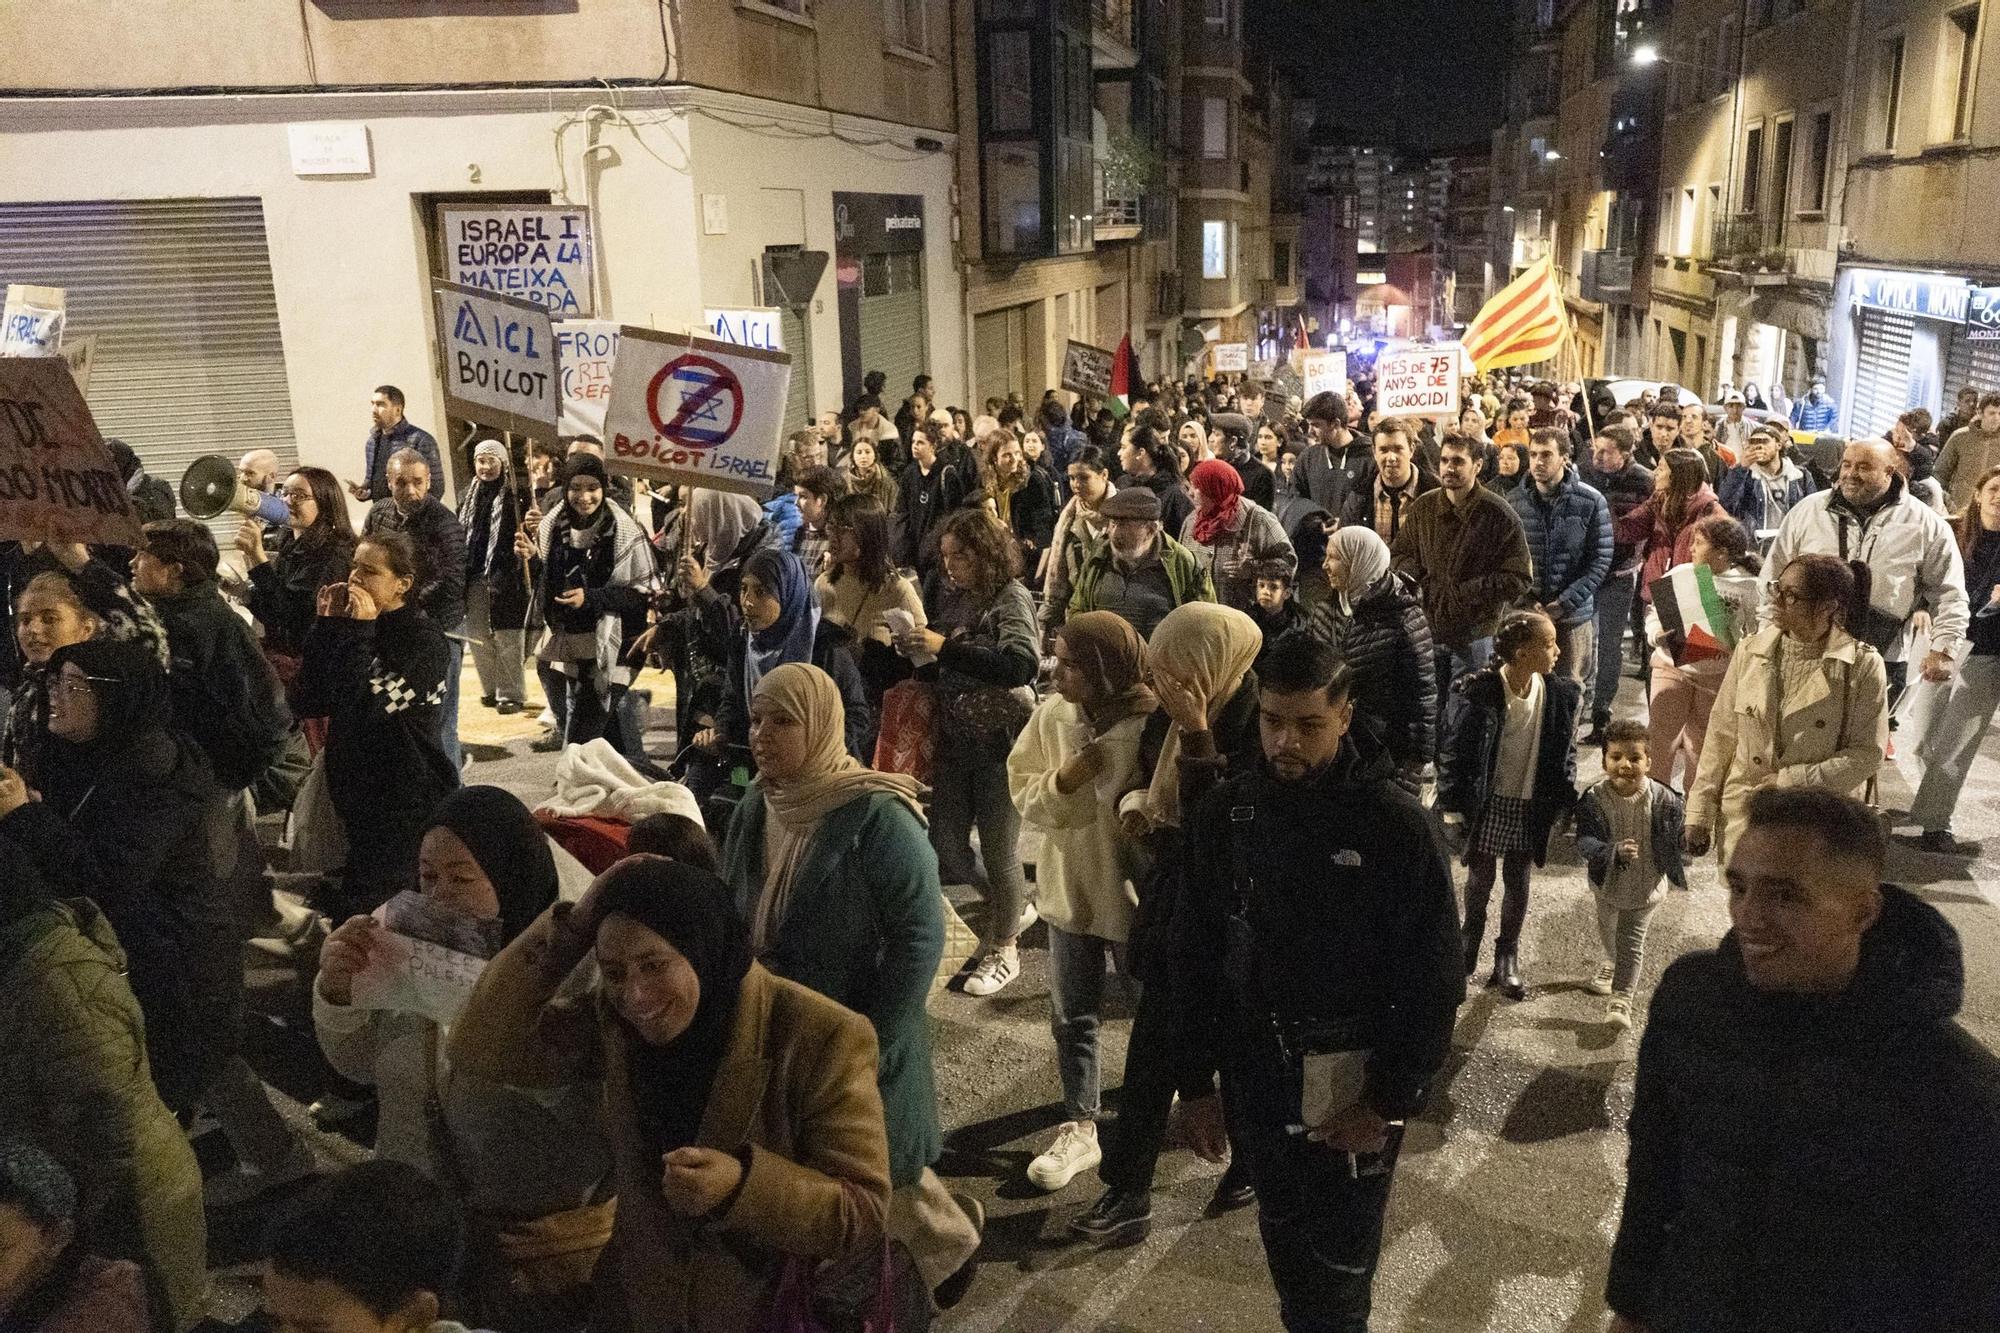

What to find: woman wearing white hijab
left=1306, top=525, right=1438, bottom=794
left=717, top=663, right=981, bottom=1303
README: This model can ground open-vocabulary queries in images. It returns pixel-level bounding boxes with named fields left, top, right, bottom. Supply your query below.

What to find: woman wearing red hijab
left=1179, top=459, right=1296, bottom=612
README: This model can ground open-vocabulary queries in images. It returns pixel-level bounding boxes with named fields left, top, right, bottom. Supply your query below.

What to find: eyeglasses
left=1769, top=585, right=1819, bottom=608
left=280, top=489, right=315, bottom=504
left=55, top=674, right=114, bottom=697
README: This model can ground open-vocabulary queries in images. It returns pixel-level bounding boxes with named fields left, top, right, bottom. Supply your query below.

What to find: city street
left=203, top=663, right=2000, bottom=1332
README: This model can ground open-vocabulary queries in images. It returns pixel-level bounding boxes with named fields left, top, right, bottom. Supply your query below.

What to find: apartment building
left=0, top=0, right=963, bottom=494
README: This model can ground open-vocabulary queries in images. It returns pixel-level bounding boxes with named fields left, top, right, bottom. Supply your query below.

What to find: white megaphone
left=180, top=454, right=291, bottom=526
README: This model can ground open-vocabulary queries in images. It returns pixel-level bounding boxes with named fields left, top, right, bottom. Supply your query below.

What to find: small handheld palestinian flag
left=1650, top=563, right=1738, bottom=664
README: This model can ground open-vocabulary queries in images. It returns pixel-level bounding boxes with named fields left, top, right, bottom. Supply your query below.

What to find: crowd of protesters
left=1, top=361, right=1997, bottom=1333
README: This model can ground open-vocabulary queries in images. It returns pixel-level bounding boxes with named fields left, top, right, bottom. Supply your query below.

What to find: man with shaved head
left=237, top=448, right=281, bottom=494
left=1762, top=436, right=1968, bottom=699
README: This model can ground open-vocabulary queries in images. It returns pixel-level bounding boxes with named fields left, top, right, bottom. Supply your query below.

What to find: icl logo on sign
left=705, top=308, right=785, bottom=353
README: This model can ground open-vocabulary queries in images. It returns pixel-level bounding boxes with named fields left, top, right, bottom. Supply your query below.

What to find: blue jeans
left=1434, top=637, right=1493, bottom=762
left=438, top=637, right=464, bottom=770
left=1047, top=926, right=1133, bottom=1121
left=1592, top=570, right=1639, bottom=726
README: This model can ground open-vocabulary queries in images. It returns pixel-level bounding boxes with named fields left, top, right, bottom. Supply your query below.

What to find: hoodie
left=1173, top=732, right=1464, bottom=1118
left=1608, top=885, right=2000, bottom=1332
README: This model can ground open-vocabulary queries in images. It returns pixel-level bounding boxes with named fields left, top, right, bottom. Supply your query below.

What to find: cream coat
left=1686, top=624, right=1888, bottom=858
left=1006, top=698, right=1149, bottom=942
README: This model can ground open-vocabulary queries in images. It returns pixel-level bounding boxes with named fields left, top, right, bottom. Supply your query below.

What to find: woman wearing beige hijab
left=716, top=663, right=981, bottom=1303
left=1077, top=602, right=1266, bottom=1243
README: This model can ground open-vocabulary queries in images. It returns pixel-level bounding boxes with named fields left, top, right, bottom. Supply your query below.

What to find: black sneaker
left=1205, top=1162, right=1257, bottom=1217
left=1913, top=830, right=1982, bottom=857
left=1069, top=1187, right=1153, bottom=1244
left=529, top=733, right=563, bottom=753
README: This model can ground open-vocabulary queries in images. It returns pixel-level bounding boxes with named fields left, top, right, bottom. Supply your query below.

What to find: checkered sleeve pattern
left=368, top=662, right=446, bottom=715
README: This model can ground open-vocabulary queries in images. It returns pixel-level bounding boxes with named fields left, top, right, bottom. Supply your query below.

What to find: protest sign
left=1302, top=349, right=1348, bottom=400
left=555, top=320, right=620, bottom=439
left=2, top=285, right=65, bottom=357
left=1213, top=342, right=1249, bottom=373
left=439, top=203, right=595, bottom=317
left=57, top=335, right=97, bottom=395
left=433, top=281, right=560, bottom=438
left=603, top=328, right=792, bottom=500
left=704, top=308, right=784, bottom=352
left=348, top=892, right=499, bottom=1027
left=0, top=357, right=143, bottom=548
left=1061, top=340, right=1115, bottom=396
left=1375, top=344, right=1463, bottom=419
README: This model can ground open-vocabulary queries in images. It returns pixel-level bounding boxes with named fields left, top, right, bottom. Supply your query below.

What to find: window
left=1705, top=183, right=1723, bottom=253
left=1878, top=34, right=1906, bottom=149
left=1741, top=123, right=1764, bottom=214
left=1201, top=97, right=1229, bottom=158
left=1693, top=33, right=1711, bottom=99
left=1202, top=220, right=1228, bottom=278
left=754, top=0, right=808, bottom=12
left=1771, top=116, right=1795, bottom=222
left=1716, top=19, right=1736, bottom=98
left=1804, top=110, right=1833, bottom=211
left=1272, top=239, right=1293, bottom=285
left=1677, top=185, right=1697, bottom=254
left=984, top=31, right=1033, bottom=133
left=1945, top=4, right=1982, bottom=140
left=884, top=0, right=926, bottom=53
left=1204, top=0, right=1230, bottom=34
left=1747, top=0, right=1770, bottom=27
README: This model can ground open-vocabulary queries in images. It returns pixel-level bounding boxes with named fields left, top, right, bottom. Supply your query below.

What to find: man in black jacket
left=132, top=520, right=291, bottom=796
left=363, top=449, right=468, bottom=767
left=1608, top=787, right=2000, bottom=1333
left=1581, top=423, right=1654, bottom=740
left=1297, top=392, right=1375, bottom=516
left=1175, top=633, right=1462, bottom=1333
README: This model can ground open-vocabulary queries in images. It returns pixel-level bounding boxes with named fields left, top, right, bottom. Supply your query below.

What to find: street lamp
left=1544, top=150, right=1563, bottom=161
left=1632, top=43, right=1660, bottom=65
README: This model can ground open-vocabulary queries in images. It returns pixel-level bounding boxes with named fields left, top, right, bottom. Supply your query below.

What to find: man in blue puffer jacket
left=1509, top=427, right=1613, bottom=707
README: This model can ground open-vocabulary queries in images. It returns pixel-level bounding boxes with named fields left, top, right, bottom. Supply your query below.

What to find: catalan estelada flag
left=1463, top=255, right=1567, bottom=373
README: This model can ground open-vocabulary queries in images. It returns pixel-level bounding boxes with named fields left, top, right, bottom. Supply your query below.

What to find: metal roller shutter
left=857, top=253, right=927, bottom=411
left=1945, top=333, right=2000, bottom=400
left=1851, top=309, right=1916, bottom=439
left=779, top=305, right=812, bottom=432
left=974, top=310, right=1013, bottom=408
left=0, top=199, right=299, bottom=541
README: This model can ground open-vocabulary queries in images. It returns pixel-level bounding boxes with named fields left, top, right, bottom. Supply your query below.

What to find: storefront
left=1831, top=266, right=2000, bottom=438
left=834, top=191, right=928, bottom=412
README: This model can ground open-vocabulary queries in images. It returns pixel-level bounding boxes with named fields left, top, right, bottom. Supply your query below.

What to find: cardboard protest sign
left=704, top=308, right=784, bottom=352
left=1061, top=340, right=1115, bottom=397
left=0, top=357, right=143, bottom=547
left=1375, top=345, right=1463, bottom=419
left=2, top=285, right=65, bottom=357
left=555, top=320, right=620, bottom=439
left=603, top=328, right=792, bottom=500
left=433, top=281, right=560, bottom=438
left=57, top=335, right=97, bottom=395
left=1213, top=342, right=1249, bottom=373
left=439, top=203, right=595, bottom=317
left=1302, top=350, right=1348, bottom=400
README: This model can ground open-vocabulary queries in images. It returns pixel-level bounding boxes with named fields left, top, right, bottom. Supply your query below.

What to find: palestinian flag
left=1650, top=563, right=1738, bottom=664
left=1104, top=333, right=1135, bottom=419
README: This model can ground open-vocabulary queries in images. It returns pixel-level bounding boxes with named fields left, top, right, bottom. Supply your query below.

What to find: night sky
left=1249, top=0, right=1506, bottom=150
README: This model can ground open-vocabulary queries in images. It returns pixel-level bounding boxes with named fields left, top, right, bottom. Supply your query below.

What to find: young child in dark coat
left=1246, top=560, right=1305, bottom=678
left=1573, top=720, right=1686, bottom=1033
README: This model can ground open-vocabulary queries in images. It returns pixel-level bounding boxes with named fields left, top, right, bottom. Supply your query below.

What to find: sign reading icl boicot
left=438, top=203, right=595, bottom=317
left=603, top=328, right=792, bottom=500
left=433, top=282, right=561, bottom=438
left=1374, top=345, right=1463, bottom=419
left=0, top=356, right=143, bottom=548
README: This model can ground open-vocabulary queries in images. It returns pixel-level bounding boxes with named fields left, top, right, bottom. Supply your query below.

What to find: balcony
left=1092, top=0, right=1137, bottom=69
left=1152, top=269, right=1184, bottom=322
left=1579, top=248, right=1635, bottom=304
left=1093, top=164, right=1143, bottom=241
left=1705, top=216, right=1837, bottom=283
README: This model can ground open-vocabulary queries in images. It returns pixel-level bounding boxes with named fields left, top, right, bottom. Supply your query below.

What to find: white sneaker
left=1586, top=961, right=1616, bottom=996
left=1027, top=1120, right=1101, bottom=1193
left=1605, top=995, right=1633, bottom=1031
left=1014, top=902, right=1039, bottom=936
left=203, top=1142, right=317, bottom=1211
left=962, top=946, right=1021, bottom=997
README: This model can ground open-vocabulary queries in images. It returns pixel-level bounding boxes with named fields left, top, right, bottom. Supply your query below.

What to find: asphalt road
left=202, top=659, right=2000, bottom=1332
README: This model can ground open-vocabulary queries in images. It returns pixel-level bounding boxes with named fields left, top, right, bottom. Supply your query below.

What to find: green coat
left=1066, top=532, right=1215, bottom=620
left=0, top=899, right=207, bottom=1332
left=720, top=789, right=944, bottom=1187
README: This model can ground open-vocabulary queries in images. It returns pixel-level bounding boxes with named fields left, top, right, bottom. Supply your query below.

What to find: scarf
left=741, top=547, right=820, bottom=705
left=425, top=785, right=559, bottom=946
left=459, top=441, right=514, bottom=578
left=1189, top=459, right=1244, bottom=546
left=1056, top=611, right=1157, bottom=731
left=592, top=856, right=753, bottom=1155
left=1141, top=603, right=1261, bottom=827
left=748, top=663, right=925, bottom=952
left=1329, top=525, right=1393, bottom=616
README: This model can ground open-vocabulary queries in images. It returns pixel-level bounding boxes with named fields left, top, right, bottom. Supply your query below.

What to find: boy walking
left=1574, top=720, right=1686, bottom=1031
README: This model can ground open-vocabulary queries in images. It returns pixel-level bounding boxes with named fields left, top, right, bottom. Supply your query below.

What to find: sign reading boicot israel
left=433, top=282, right=561, bottom=438
left=1302, top=350, right=1348, bottom=400
left=602, top=328, right=793, bottom=500
left=0, top=357, right=143, bottom=547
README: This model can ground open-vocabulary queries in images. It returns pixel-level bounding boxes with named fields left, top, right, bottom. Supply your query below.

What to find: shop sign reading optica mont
left=433, top=282, right=560, bottom=438
left=439, top=203, right=595, bottom=317
left=603, top=328, right=792, bottom=500
left=1375, top=345, right=1463, bottom=419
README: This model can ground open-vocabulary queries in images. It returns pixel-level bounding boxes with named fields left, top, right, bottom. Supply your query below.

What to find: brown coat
left=1389, top=485, right=1533, bottom=649
left=448, top=904, right=892, bottom=1333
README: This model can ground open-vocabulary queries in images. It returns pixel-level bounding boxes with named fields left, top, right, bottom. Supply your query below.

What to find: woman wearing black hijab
left=314, top=785, right=613, bottom=1330
left=0, top=638, right=236, bottom=1117
left=450, top=856, right=892, bottom=1333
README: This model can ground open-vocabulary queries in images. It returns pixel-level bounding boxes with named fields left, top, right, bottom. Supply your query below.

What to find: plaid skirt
left=1472, top=794, right=1535, bottom=857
